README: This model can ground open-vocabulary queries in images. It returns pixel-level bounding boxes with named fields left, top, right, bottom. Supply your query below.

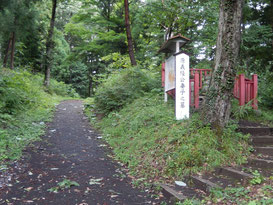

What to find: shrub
left=47, top=79, right=79, bottom=98
left=259, top=69, right=273, bottom=108
left=90, top=93, right=249, bottom=181
left=0, top=69, right=43, bottom=115
left=0, top=68, right=78, bottom=117
left=94, top=66, right=161, bottom=114
left=0, top=68, right=78, bottom=162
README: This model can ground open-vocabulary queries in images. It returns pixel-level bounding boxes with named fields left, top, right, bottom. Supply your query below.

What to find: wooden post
left=246, top=83, right=250, bottom=102
left=252, top=74, right=258, bottom=110
left=233, top=77, right=238, bottom=97
left=189, top=80, right=192, bottom=106
left=194, top=72, right=199, bottom=109
left=239, top=74, right=245, bottom=106
left=161, top=62, right=165, bottom=87
left=176, top=41, right=180, bottom=53
left=199, top=70, right=202, bottom=89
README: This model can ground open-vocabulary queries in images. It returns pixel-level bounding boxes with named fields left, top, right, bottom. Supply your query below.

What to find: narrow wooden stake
left=199, top=70, right=202, bottom=89
left=252, top=74, right=258, bottom=109
left=239, top=74, right=245, bottom=106
left=161, top=62, right=165, bottom=87
left=194, top=72, right=199, bottom=109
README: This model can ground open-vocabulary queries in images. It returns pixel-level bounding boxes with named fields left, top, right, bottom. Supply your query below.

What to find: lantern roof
left=158, top=34, right=190, bottom=54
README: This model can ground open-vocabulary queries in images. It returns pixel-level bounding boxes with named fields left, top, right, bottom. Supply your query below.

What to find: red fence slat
left=161, top=64, right=258, bottom=110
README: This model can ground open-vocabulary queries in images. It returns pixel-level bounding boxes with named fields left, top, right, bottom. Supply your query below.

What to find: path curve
left=0, top=100, right=161, bottom=205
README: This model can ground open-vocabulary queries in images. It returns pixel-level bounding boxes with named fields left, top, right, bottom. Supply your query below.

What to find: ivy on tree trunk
left=203, top=0, right=244, bottom=131
left=44, top=0, right=57, bottom=87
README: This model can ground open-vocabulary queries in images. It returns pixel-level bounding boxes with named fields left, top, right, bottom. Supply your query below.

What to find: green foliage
left=231, top=99, right=255, bottom=120
left=94, top=67, right=161, bottom=114
left=0, top=68, right=44, bottom=115
left=0, top=68, right=75, bottom=162
left=0, top=68, right=77, bottom=116
left=46, top=79, right=79, bottom=98
left=52, top=60, right=89, bottom=97
left=102, top=53, right=131, bottom=71
left=48, top=179, right=80, bottom=193
left=259, top=69, right=273, bottom=109
left=231, top=98, right=273, bottom=126
left=209, top=187, right=251, bottom=204
left=176, top=199, right=201, bottom=205
left=205, top=176, right=273, bottom=205
left=87, top=93, right=249, bottom=181
left=250, top=170, right=264, bottom=185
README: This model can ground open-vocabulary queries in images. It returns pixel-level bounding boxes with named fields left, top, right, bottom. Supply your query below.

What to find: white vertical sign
left=175, top=53, right=190, bottom=120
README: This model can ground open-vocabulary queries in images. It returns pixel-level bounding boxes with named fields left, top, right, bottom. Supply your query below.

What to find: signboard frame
left=163, top=52, right=190, bottom=120
left=175, top=52, right=190, bottom=120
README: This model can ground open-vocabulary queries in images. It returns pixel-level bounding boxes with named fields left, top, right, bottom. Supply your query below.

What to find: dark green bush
left=0, top=68, right=78, bottom=116
left=259, top=69, right=273, bottom=108
left=0, top=69, right=43, bottom=115
left=0, top=68, right=79, bottom=161
left=90, top=94, right=249, bottom=181
left=47, top=79, right=79, bottom=98
left=94, top=66, right=161, bottom=114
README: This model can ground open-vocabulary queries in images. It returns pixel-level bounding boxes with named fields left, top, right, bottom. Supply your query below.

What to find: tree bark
left=10, top=31, right=16, bottom=69
left=203, top=0, right=244, bottom=131
left=124, top=0, right=137, bottom=66
left=44, top=0, right=57, bottom=87
left=3, top=35, right=12, bottom=67
left=270, top=0, right=273, bottom=50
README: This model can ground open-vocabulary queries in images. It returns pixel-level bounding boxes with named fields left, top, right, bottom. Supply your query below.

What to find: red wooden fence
left=233, top=74, right=258, bottom=109
left=161, top=65, right=258, bottom=109
left=190, top=68, right=211, bottom=89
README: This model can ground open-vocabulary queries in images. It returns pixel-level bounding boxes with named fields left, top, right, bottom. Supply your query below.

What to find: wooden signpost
left=175, top=53, right=190, bottom=120
left=159, top=34, right=190, bottom=120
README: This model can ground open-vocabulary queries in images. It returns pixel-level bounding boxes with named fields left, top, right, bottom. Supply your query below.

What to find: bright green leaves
left=48, top=179, right=80, bottom=193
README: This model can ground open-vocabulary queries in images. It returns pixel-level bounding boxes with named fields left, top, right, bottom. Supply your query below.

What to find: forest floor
left=0, top=100, right=164, bottom=205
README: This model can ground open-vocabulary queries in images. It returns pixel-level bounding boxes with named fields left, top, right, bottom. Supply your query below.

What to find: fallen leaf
left=50, top=168, right=59, bottom=171
left=89, top=178, right=103, bottom=185
left=25, top=187, right=33, bottom=192
left=74, top=189, right=81, bottom=193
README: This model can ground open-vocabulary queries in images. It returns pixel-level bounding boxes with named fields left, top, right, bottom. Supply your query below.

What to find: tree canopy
left=0, top=0, right=272, bottom=118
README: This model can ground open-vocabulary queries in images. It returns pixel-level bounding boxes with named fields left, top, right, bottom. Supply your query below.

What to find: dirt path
left=0, top=100, right=163, bottom=205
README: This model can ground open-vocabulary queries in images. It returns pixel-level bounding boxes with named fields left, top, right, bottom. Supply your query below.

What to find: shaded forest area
left=0, top=0, right=272, bottom=103
left=0, top=1, right=273, bottom=203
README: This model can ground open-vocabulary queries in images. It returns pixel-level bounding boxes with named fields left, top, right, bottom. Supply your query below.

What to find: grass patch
left=203, top=176, right=273, bottom=205
left=231, top=100, right=273, bottom=126
left=85, top=93, right=250, bottom=182
left=0, top=95, right=62, bottom=162
left=0, top=68, right=78, bottom=164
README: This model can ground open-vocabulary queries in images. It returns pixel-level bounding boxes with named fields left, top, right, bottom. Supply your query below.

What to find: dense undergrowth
left=86, top=93, right=250, bottom=182
left=0, top=68, right=78, bottom=163
left=231, top=99, right=273, bottom=126
left=84, top=64, right=273, bottom=196
left=94, top=67, right=160, bottom=115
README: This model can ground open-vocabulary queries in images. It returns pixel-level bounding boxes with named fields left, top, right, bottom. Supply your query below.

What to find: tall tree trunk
left=124, top=0, right=137, bottom=66
left=44, top=0, right=57, bottom=87
left=269, top=0, right=273, bottom=53
left=10, top=31, right=16, bottom=69
left=203, top=0, right=244, bottom=131
left=3, top=35, right=12, bottom=67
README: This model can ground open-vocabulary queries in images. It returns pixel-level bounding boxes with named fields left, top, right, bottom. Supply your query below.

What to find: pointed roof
left=158, top=34, right=190, bottom=53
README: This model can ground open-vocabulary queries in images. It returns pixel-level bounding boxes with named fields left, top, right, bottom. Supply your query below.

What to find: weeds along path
left=0, top=100, right=160, bottom=205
